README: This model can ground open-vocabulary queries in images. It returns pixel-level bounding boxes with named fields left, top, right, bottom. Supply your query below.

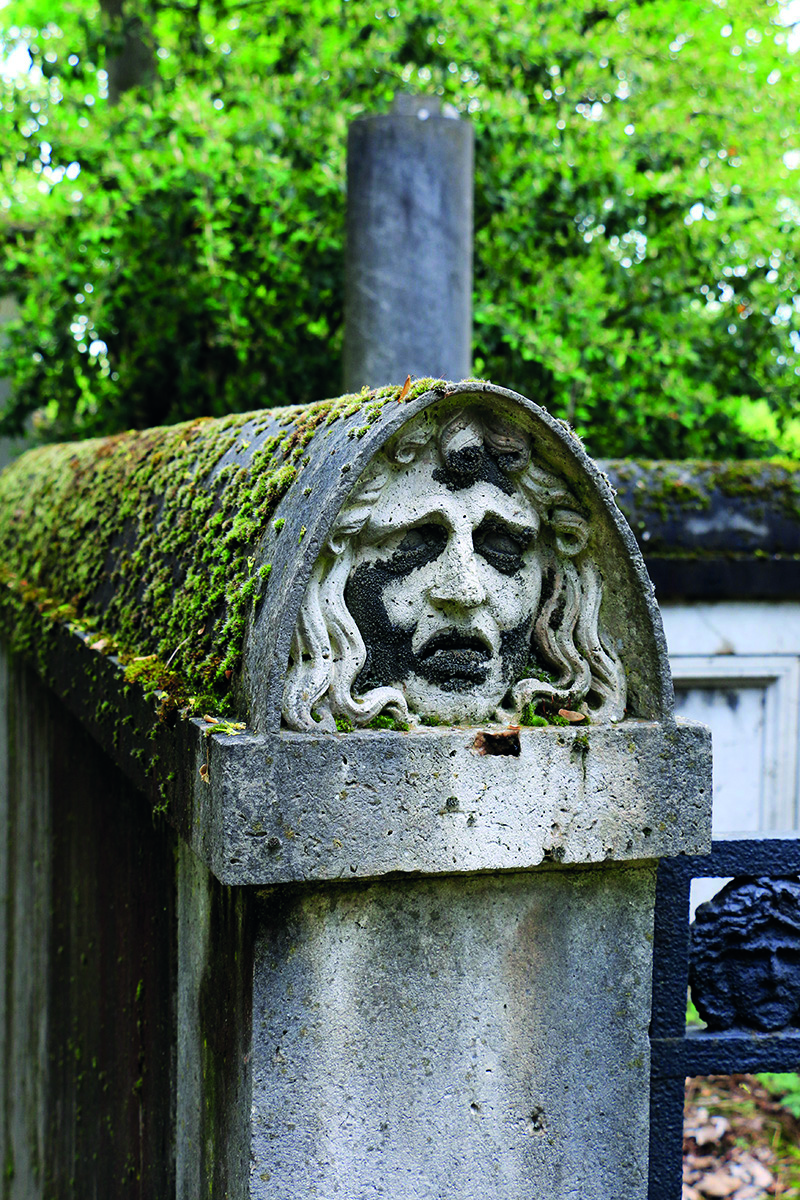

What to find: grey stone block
left=201, top=720, right=711, bottom=886
left=250, top=865, right=656, bottom=1199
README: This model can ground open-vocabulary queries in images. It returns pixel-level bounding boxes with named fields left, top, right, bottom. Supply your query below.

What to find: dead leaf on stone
left=199, top=764, right=210, bottom=784
left=90, top=638, right=109, bottom=652
left=397, top=374, right=411, bottom=403
left=558, top=708, right=586, bottom=722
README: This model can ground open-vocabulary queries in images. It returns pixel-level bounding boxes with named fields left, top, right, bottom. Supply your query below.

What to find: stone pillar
left=0, top=378, right=711, bottom=1198
left=343, top=96, right=474, bottom=391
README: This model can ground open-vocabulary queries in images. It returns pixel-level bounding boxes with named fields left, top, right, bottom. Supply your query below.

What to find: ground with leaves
left=684, top=1075, right=800, bottom=1198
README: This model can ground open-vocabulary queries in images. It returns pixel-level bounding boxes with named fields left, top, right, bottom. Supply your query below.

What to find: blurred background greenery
left=0, top=0, right=799, bottom=458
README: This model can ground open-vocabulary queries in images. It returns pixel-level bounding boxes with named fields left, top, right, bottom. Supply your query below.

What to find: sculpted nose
left=428, top=534, right=486, bottom=608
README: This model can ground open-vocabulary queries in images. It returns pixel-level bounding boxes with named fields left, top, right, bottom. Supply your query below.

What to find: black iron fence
left=649, top=839, right=800, bottom=1199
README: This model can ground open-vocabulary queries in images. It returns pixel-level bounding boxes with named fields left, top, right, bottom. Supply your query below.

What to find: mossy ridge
left=607, top=459, right=800, bottom=553
left=609, top=459, right=800, bottom=518
left=0, top=378, right=445, bottom=716
left=0, top=572, right=187, bottom=814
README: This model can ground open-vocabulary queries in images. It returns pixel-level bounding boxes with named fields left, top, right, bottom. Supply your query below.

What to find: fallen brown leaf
left=558, top=708, right=586, bottom=723
left=692, top=1117, right=731, bottom=1146
left=697, top=1171, right=741, bottom=1197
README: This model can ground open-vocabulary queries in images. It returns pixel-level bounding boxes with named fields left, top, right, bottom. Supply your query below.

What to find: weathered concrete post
left=0, top=378, right=711, bottom=1197
left=343, top=97, right=474, bottom=390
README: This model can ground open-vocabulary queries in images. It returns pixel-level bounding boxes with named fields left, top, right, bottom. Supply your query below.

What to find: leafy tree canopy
left=0, top=0, right=799, bottom=458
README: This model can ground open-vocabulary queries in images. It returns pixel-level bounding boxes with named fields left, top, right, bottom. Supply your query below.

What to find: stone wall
left=0, top=381, right=711, bottom=1198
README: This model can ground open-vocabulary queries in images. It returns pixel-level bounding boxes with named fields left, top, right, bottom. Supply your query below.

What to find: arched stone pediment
left=245, top=381, right=672, bottom=733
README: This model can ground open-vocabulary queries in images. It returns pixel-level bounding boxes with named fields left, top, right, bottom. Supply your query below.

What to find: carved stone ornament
left=282, top=401, right=627, bottom=731
left=690, top=876, right=800, bottom=1032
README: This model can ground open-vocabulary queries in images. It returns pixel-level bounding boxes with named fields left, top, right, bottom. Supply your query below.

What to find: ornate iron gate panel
left=649, top=839, right=800, bottom=1200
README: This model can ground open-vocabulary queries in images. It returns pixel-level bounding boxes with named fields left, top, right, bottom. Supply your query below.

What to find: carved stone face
left=343, top=446, right=540, bottom=723
left=282, top=399, right=626, bottom=732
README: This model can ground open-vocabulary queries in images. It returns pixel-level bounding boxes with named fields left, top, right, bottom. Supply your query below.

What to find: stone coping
left=0, top=381, right=674, bottom=731
left=604, top=459, right=800, bottom=600
left=0, top=599, right=709, bottom=886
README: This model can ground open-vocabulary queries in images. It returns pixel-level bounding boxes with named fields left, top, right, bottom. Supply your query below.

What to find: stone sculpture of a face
left=343, top=440, right=541, bottom=724
left=281, top=403, right=626, bottom=732
left=690, top=877, right=800, bottom=1032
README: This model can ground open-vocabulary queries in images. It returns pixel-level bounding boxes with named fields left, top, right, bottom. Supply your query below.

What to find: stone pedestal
left=0, top=379, right=712, bottom=1198
left=250, top=867, right=655, bottom=1199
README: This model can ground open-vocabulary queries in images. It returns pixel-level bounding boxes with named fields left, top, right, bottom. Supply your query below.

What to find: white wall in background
left=661, top=601, right=800, bottom=911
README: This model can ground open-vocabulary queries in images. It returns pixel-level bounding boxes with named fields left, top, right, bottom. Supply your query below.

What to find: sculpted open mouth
left=415, top=629, right=492, bottom=685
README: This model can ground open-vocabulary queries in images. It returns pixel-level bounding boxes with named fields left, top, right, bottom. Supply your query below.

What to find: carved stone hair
left=689, top=876, right=800, bottom=1031
left=281, top=407, right=626, bottom=732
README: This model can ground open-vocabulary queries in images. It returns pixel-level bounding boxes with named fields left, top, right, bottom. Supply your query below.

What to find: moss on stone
left=606, top=459, right=800, bottom=557
left=0, top=378, right=446, bottom=717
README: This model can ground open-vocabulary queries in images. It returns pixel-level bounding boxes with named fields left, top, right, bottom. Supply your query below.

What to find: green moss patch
left=0, top=379, right=445, bottom=717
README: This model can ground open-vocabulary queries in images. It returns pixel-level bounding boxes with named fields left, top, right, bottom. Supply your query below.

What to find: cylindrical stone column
left=343, top=95, right=474, bottom=391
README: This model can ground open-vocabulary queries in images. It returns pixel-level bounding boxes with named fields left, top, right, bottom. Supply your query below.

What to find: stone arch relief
left=281, top=403, right=626, bottom=732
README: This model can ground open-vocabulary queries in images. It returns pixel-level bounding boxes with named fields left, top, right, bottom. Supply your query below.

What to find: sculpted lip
left=416, top=630, right=491, bottom=682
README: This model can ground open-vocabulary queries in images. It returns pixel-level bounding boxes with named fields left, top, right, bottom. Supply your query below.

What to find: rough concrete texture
left=343, top=96, right=473, bottom=391
left=0, top=646, right=50, bottom=1199
left=250, top=865, right=656, bottom=1200
left=176, top=841, right=253, bottom=1200
left=201, top=720, right=711, bottom=886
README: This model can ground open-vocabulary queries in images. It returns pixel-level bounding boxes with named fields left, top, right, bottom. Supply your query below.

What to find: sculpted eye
left=473, top=520, right=528, bottom=575
left=397, top=526, right=439, bottom=553
left=387, top=524, right=446, bottom=574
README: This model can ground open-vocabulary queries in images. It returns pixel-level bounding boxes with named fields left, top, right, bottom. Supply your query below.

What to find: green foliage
left=520, top=704, right=548, bottom=727
left=756, top=1073, right=800, bottom=1118
left=686, top=990, right=706, bottom=1028
left=0, top=0, right=799, bottom=456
